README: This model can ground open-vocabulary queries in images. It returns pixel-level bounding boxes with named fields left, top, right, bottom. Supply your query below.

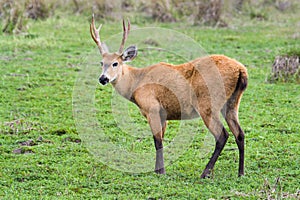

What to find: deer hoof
left=155, top=168, right=166, bottom=174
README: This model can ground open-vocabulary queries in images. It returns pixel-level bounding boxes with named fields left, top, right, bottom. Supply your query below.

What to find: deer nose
left=99, top=75, right=109, bottom=85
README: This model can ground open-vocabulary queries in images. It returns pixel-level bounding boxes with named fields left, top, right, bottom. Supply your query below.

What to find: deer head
left=90, top=15, right=138, bottom=85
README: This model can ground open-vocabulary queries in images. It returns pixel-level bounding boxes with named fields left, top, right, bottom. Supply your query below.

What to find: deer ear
left=122, top=45, right=137, bottom=62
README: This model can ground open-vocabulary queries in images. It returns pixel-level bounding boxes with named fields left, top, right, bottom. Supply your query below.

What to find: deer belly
left=157, top=89, right=199, bottom=120
left=163, top=104, right=199, bottom=120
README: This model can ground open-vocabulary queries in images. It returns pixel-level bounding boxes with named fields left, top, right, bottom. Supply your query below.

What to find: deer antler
left=90, top=14, right=105, bottom=55
left=118, top=18, right=130, bottom=54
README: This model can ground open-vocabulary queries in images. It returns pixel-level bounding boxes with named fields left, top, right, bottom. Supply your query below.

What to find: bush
left=275, top=0, right=292, bottom=12
left=1, top=0, right=300, bottom=35
left=268, top=51, right=300, bottom=83
left=193, top=0, right=226, bottom=26
left=1, top=0, right=27, bottom=34
left=1, top=0, right=53, bottom=34
left=143, top=0, right=225, bottom=25
left=25, top=0, right=51, bottom=20
left=147, top=0, right=176, bottom=22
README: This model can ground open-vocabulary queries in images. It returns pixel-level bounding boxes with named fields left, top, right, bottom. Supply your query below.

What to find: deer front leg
left=147, top=107, right=166, bottom=174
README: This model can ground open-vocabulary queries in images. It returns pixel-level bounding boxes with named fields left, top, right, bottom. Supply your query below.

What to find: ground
left=0, top=11, right=299, bottom=199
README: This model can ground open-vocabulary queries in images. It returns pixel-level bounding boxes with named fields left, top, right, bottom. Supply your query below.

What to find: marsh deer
left=90, top=15, right=248, bottom=178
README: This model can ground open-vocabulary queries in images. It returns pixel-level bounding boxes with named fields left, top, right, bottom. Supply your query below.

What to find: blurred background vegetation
left=0, top=0, right=299, bottom=81
left=0, top=0, right=299, bottom=34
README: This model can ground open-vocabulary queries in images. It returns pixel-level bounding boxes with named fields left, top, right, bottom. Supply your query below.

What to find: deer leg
left=147, top=107, right=166, bottom=174
left=222, top=106, right=245, bottom=177
left=153, top=135, right=165, bottom=174
left=231, top=121, right=244, bottom=177
left=161, top=120, right=167, bottom=139
left=201, top=127, right=229, bottom=178
left=200, top=112, right=229, bottom=178
left=222, top=90, right=245, bottom=177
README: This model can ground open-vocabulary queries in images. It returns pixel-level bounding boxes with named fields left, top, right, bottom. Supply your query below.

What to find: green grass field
left=0, top=10, right=299, bottom=199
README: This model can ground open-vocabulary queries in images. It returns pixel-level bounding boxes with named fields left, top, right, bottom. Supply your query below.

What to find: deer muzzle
left=99, top=75, right=109, bottom=85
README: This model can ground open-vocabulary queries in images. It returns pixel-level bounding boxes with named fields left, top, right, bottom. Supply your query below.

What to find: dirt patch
left=63, top=137, right=81, bottom=144
left=13, top=147, right=34, bottom=154
left=18, top=139, right=36, bottom=146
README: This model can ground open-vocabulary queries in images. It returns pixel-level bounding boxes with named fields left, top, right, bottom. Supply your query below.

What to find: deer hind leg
left=199, top=108, right=229, bottom=178
left=146, top=106, right=167, bottom=174
left=222, top=93, right=245, bottom=177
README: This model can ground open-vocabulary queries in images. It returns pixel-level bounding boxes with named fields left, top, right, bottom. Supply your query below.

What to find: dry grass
left=269, top=55, right=300, bottom=83
left=1, top=0, right=299, bottom=34
left=1, top=0, right=27, bottom=34
left=193, top=0, right=225, bottom=26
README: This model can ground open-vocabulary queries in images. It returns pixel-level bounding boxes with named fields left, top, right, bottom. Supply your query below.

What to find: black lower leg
left=201, top=127, right=229, bottom=178
left=236, top=128, right=245, bottom=176
left=153, top=136, right=165, bottom=174
left=226, top=118, right=245, bottom=177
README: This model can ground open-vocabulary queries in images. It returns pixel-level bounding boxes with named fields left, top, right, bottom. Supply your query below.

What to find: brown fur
left=113, top=55, right=247, bottom=123
left=109, top=54, right=248, bottom=177
left=90, top=17, right=248, bottom=178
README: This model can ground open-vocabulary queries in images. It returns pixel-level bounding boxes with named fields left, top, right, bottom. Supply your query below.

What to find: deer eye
left=100, top=61, right=103, bottom=66
left=112, top=62, right=118, bottom=68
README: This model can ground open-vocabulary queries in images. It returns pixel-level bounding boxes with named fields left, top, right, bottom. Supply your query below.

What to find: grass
left=0, top=11, right=299, bottom=199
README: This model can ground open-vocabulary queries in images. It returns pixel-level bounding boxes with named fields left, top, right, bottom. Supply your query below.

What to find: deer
left=90, top=15, right=248, bottom=178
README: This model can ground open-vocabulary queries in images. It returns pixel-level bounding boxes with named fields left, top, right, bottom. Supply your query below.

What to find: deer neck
left=111, top=64, right=141, bottom=100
